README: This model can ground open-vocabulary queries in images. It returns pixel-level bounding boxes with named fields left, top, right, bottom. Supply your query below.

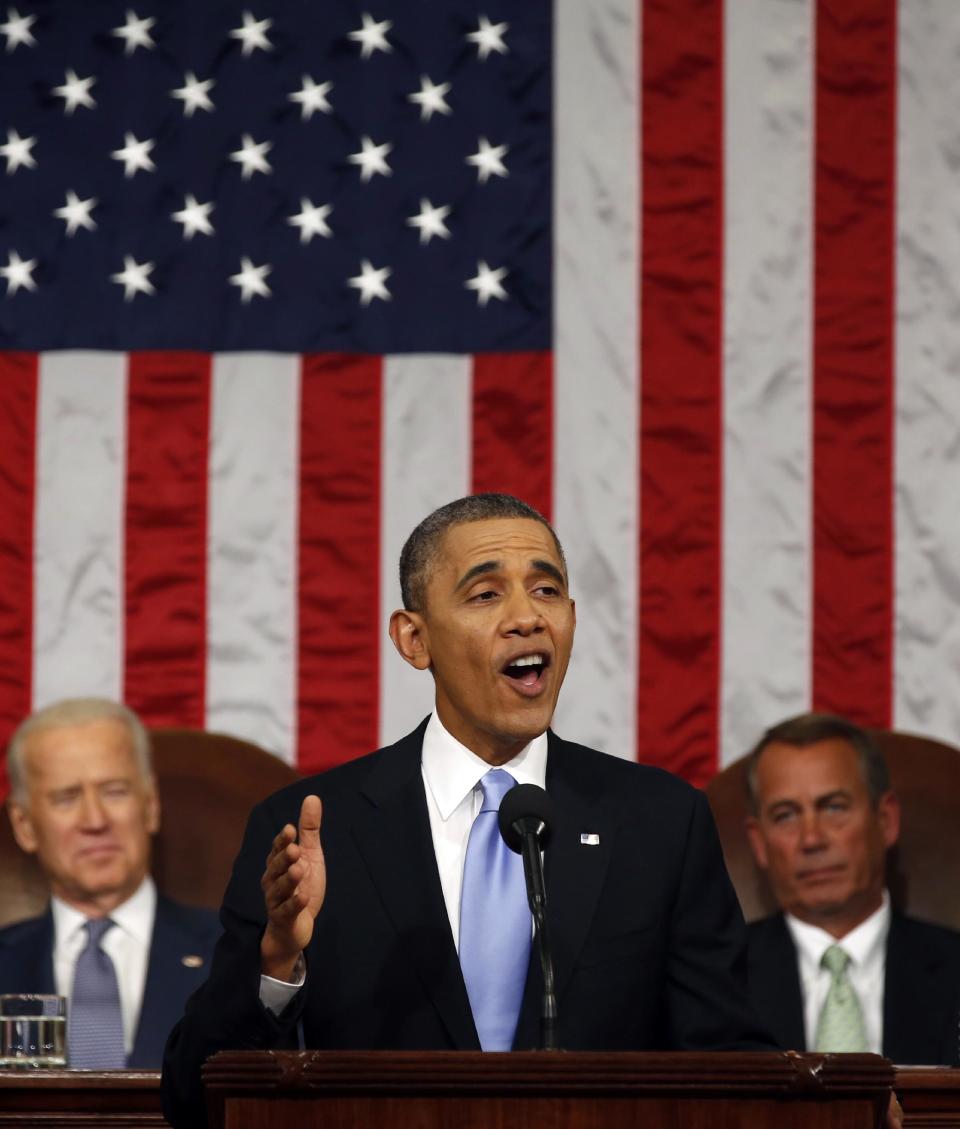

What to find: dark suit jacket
left=162, top=721, right=773, bottom=1127
left=746, top=910, right=960, bottom=1064
left=0, top=894, right=221, bottom=1068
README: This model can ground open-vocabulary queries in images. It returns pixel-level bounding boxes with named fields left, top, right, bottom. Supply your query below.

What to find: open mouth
left=501, top=652, right=550, bottom=692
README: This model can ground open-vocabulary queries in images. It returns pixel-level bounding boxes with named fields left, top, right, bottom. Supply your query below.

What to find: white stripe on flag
left=379, top=354, right=472, bottom=746
left=894, top=1, right=960, bottom=741
left=720, top=0, right=814, bottom=765
left=552, top=0, right=640, bottom=762
left=207, top=354, right=300, bottom=764
left=32, top=352, right=127, bottom=708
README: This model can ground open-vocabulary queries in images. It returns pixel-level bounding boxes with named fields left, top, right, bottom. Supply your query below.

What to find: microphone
left=498, top=783, right=559, bottom=1051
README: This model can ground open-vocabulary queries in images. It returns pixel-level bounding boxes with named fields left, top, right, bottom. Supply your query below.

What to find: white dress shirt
left=786, top=891, right=891, bottom=1054
left=420, top=712, right=547, bottom=951
left=51, top=877, right=156, bottom=1055
left=260, top=712, right=548, bottom=1012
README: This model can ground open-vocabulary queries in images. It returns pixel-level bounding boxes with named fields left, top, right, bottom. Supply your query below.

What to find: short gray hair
left=7, top=698, right=153, bottom=805
left=399, top=493, right=567, bottom=612
left=745, top=711, right=890, bottom=814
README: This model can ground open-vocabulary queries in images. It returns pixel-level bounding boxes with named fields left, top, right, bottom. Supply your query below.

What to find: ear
left=144, top=775, right=161, bottom=836
left=388, top=609, right=432, bottom=671
left=745, top=815, right=769, bottom=870
left=7, top=801, right=39, bottom=855
left=876, top=790, right=900, bottom=849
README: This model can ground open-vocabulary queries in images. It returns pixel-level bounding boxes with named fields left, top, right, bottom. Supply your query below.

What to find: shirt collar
left=421, top=711, right=548, bottom=820
left=786, top=889, right=891, bottom=969
left=51, top=876, right=157, bottom=946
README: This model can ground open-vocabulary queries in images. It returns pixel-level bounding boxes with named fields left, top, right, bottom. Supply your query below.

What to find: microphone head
left=498, top=783, right=555, bottom=853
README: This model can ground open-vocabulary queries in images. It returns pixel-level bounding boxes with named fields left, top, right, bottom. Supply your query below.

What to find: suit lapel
left=351, top=725, right=479, bottom=1050
left=750, top=916, right=806, bottom=1050
left=130, top=899, right=212, bottom=1067
left=882, top=915, right=949, bottom=1064
left=513, top=733, right=615, bottom=1049
left=0, top=912, right=56, bottom=995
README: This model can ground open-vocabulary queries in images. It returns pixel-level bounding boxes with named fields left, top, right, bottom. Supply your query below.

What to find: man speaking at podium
left=162, top=494, right=772, bottom=1128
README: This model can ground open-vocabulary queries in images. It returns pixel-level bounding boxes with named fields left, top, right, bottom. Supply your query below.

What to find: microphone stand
left=518, top=822, right=558, bottom=1051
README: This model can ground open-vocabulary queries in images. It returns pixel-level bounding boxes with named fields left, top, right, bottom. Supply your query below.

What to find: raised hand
left=259, top=794, right=326, bottom=981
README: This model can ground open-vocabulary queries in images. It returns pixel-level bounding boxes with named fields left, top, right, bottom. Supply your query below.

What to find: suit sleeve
left=161, top=794, right=306, bottom=1129
left=663, top=789, right=776, bottom=1050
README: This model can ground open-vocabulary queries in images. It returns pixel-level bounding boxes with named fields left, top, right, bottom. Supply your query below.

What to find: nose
left=78, top=789, right=109, bottom=830
left=797, top=809, right=827, bottom=851
left=502, top=587, right=544, bottom=637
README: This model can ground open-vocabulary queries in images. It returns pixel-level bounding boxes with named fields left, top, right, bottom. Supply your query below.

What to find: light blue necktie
left=69, top=918, right=127, bottom=1069
left=458, top=769, right=531, bottom=1051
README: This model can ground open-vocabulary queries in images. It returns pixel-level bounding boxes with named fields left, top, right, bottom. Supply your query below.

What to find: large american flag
left=1, top=0, right=958, bottom=794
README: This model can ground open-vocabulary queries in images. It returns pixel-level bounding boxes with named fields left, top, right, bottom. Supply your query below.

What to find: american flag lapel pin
left=580, top=832, right=600, bottom=846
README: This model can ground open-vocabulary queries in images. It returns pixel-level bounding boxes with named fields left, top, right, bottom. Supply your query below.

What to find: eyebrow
left=454, top=558, right=567, bottom=592
left=766, top=789, right=852, bottom=813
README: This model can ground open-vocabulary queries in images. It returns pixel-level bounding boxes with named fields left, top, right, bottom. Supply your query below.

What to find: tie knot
left=821, top=943, right=851, bottom=975
left=83, top=917, right=114, bottom=947
left=479, top=769, right=516, bottom=812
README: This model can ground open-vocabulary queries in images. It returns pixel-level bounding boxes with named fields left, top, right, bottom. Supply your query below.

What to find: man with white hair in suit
left=0, top=697, right=220, bottom=1068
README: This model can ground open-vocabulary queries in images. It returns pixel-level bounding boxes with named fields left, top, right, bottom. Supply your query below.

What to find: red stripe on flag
left=471, top=352, right=553, bottom=520
left=638, top=0, right=724, bottom=786
left=298, top=354, right=382, bottom=773
left=0, top=354, right=36, bottom=800
left=124, top=354, right=210, bottom=727
left=812, top=0, right=896, bottom=726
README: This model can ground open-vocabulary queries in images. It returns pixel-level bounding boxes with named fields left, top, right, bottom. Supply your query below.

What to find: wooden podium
left=202, top=1050, right=894, bottom=1129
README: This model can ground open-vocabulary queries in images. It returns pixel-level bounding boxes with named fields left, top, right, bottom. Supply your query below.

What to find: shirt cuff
left=259, top=953, right=306, bottom=1015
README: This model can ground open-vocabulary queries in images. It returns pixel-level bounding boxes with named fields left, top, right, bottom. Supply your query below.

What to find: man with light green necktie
left=743, top=712, right=960, bottom=1065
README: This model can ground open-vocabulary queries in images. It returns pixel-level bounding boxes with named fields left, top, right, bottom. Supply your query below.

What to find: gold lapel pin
left=181, top=954, right=204, bottom=968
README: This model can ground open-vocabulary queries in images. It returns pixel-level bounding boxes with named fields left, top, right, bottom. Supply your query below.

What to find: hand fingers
left=267, top=823, right=296, bottom=861
left=265, top=881, right=310, bottom=922
left=262, top=844, right=302, bottom=890
left=263, top=861, right=306, bottom=913
left=298, top=794, right=322, bottom=850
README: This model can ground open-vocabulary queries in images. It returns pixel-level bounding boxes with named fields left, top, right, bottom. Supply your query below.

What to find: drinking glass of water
left=0, top=995, right=67, bottom=1068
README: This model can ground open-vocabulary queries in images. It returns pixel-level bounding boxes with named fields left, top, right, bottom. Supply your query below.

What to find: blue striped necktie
left=69, top=918, right=127, bottom=1069
left=458, top=769, right=531, bottom=1050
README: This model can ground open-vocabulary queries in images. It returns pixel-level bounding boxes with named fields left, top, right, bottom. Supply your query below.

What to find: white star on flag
left=229, top=11, right=273, bottom=56
left=111, top=255, right=156, bottom=301
left=466, top=15, right=509, bottom=61
left=466, top=137, right=509, bottom=184
left=229, top=133, right=272, bottom=179
left=288, top=76, right=333, bottom=120
left=465, top=260, right=508, bottom=307
left=229, top=257, right=272, bottom=302
left=408, top=76, right=452, bottom=122
left=0, top=128, right=37, bottom=174
left=172, top=194, right=215, bottom=240
left=53, top=190, right=97, bottom=236
left=172, top=72, right=215, bottom=117
left=406, top=199, right=451, bottom=244
left=52, top=68, right=97, bottom=114
left=348, top=259, right=392, bottom=305
left=111, top=132, right=156, bottom=178
left=348, top=136, right=392, bottom=182
left=0, top=249, right=37, bottom=295
left=287, top=199, right=333, bottom=244
left=348, top=13, right=392, bottom=59
left=0, top=6, right=36, bottom=51
left=111, top=10, right=156, bottom=55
